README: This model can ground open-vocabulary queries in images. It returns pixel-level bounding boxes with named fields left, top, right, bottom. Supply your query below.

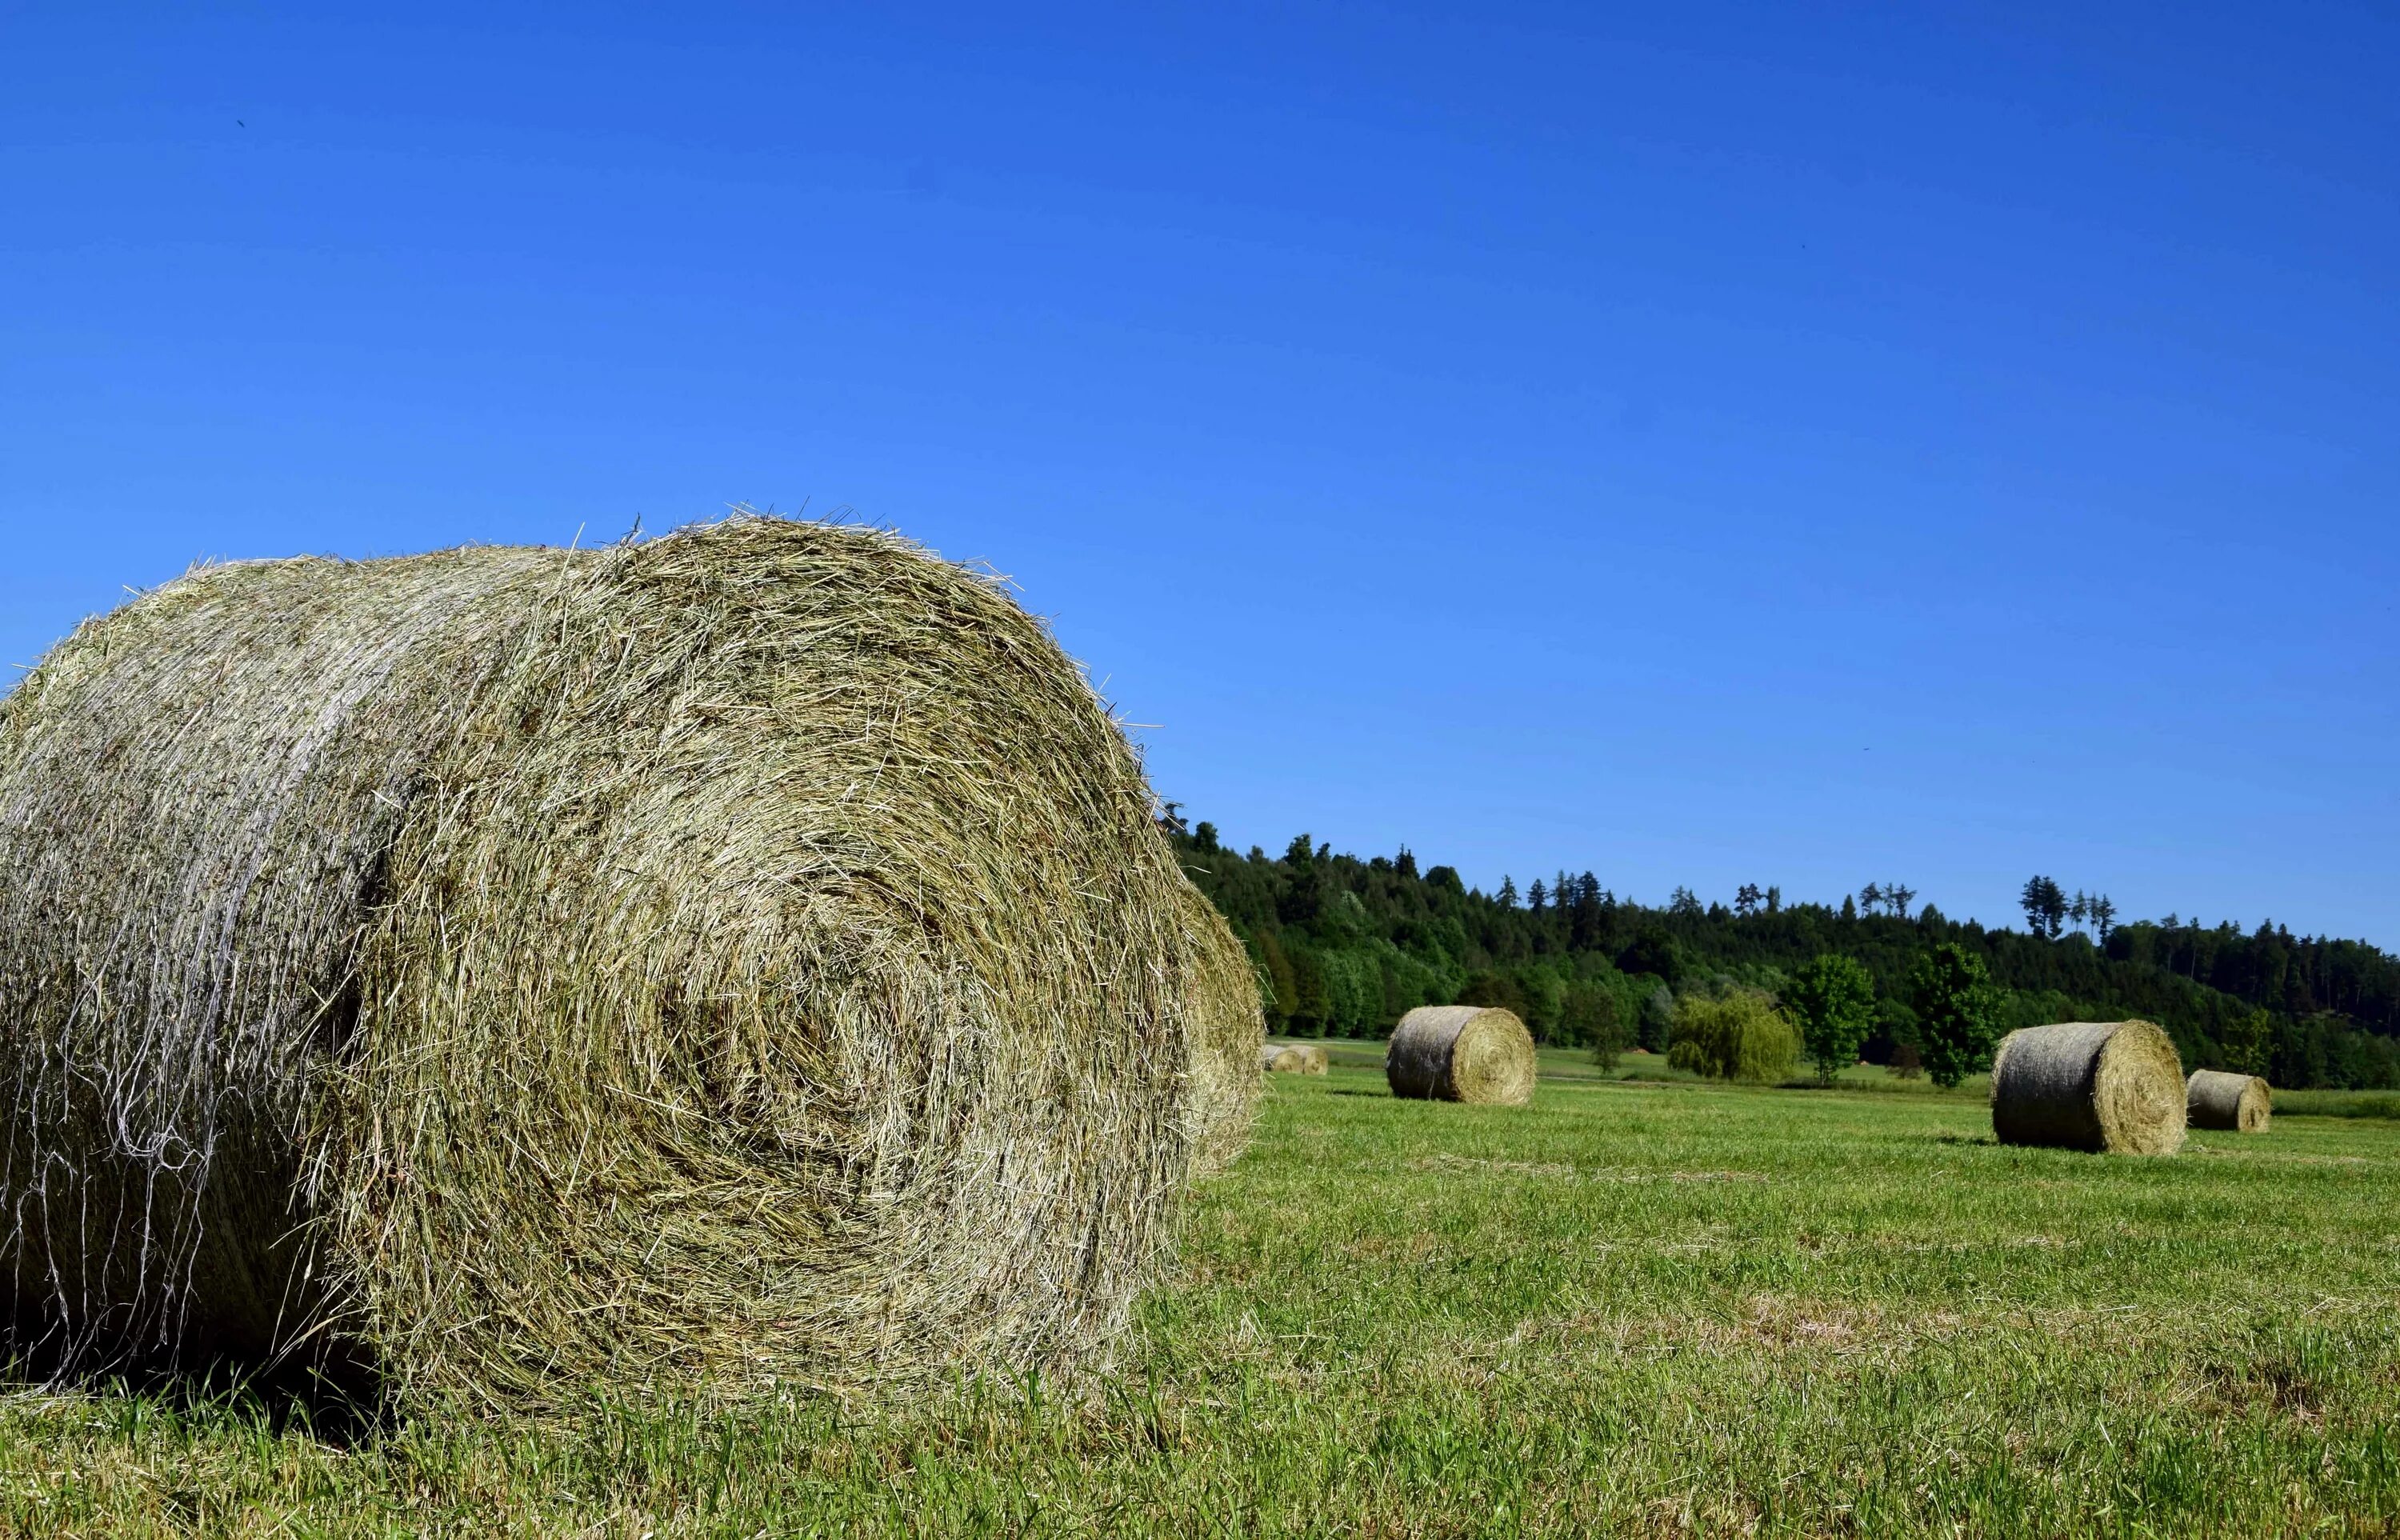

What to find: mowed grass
left=2, top=1072, right=2396, bottom=1537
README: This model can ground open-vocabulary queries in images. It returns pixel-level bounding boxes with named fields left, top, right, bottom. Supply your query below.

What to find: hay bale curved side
left=1259, top=1043, right=1327, bottom=1075
left=2186, top=1069, right=2271, bottom=1133
left=1990, top=1020, right=2186, bottom=1154
left=0, top=516, right=1204, bottom=1410
left=1182, top=891, right=1264, bottom=1174
left=1385, top=1006, right=1536, bottom=1106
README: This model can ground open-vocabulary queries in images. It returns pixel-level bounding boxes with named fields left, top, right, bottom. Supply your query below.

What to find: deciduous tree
left=1910, top=943, right=2001, bottom=1088
left=1786, top=954, right=1876, bottom=1085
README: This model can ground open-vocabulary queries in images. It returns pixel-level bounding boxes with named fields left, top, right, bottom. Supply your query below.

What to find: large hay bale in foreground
left=1990, top=1020, right=2186, bottom=1155
left=1259, top=1042, right=1328, bottom=1075
left=1182, top=894, right=1265, bottom=1173
left=1386, top=1006, right=1536, bottom=1106
left=0, top=516, right=1214, bottom=1410
left=2186, top=1070, right=2272, bottom=1133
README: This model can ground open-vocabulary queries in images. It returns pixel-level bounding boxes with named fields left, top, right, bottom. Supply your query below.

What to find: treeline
left=1169, top=818, right=2400, bottom=1091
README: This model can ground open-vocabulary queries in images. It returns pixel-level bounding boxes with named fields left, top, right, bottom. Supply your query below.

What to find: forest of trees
left=1166, top=813, right=2400, bottom=1091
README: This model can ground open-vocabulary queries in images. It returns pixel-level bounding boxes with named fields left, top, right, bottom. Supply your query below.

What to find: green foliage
left=1910, top=943, right=2002, bottom=1089
left=1570, top=981, right=1625, bottom=1070
left=2220, top=1007, right=2274, bottom=1077
left=1666, top=990, right=1798, bottom=1082
left=1167, top=818, right=2400, bottom=1088
left=1786, top=953, right=1876, bottom=1084
left=1457, top=966, right=1531, bottom=1026
left=1638, top=982, right=1675, bottom=1053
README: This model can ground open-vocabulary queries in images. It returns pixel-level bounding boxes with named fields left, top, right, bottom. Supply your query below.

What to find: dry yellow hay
left=1182, top=890, right=1265, bottom=1173
left=2186, top=1069, right=2271, bottom=1133
left=0, top=515, right=1218, bottom=1410
left=1386, top=1006, right=1536, bottom=1106
left=1990, top=1020, right=2186, bottom=1155
left=1258, top=1042, right=1328, bottom=1075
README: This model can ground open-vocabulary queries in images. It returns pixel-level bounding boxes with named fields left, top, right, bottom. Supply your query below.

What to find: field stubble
left=0, top=1068, right=2394, bottom=1537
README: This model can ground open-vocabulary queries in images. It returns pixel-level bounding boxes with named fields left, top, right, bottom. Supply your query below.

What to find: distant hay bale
left=1386, top=1006, right=1536, bottom=1106
left=2186, top=1070, right=2271, bottom=1133
left=1990, top=1020, right=2186, bottom=1155
left=0, top=515, right=1213, bottom=1410
left=1258, top=1042, right=1327, bottom=1075
left=1182, top=893, right=1265, bottom=1172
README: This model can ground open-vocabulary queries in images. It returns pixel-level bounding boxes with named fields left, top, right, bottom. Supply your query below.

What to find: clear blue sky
left=5, top=3, right=2394, bottom=943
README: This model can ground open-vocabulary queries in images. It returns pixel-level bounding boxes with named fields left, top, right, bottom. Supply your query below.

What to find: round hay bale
left=1182, top=891, right=1264, bottom=1174
left=2186, top=1069, right=2271, bottom=1133
left=1258, top=1042, right=1327, bottom=1075
left=0, top=516, right=1211, bottom=1410
left=1385, top=1006, right=1536, bottom=1106
left=1990, top=1019, right=2186, bottom=1155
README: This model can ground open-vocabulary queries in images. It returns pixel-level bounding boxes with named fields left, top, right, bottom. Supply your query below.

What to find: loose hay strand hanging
left=1385, top=1006, right=1536, bottom=1106
left=1990, top=1019, right=2186, bottom=1155
left=0, top=515, right=1214, bottom=1410
left=2186, top=1069, right=2271, bottom=1133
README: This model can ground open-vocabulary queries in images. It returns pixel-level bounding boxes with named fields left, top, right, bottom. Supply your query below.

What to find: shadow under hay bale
left=0, top=515, right=1219, bottom=1413
left=2187, top=1069, right=2272, bottom=1133
left=1990, top=1020, right=2186, bottom=1155
left=1258, top=1042, right=1328, bottom=1075
left=1385, top=1006, right=1536, bottom=1106
left=1183, top=892, right=1265, bottom=1173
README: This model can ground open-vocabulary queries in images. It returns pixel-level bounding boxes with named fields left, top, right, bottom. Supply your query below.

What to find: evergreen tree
left=1570, top=874, right=1605, bottom=950
left=1497, top=875, right=1518, bottom=909
left=2020, top=876, right=2068, bottom=940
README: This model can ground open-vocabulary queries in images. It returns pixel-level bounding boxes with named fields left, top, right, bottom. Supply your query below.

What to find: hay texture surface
left=1386, top=1006, right=1536, bottom=1106
left=1990, top=1020, right=2186, bottom=1155
left=1182, top=894, right=1264, bottom=1173
left=1258, top=1043, right=1327, bottom=1075
left=2186, top=1070, right=2271, bottom=1133
left=0, top=516, right=1217, bottom=1410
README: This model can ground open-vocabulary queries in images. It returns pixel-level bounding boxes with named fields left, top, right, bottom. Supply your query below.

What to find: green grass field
left=4, top=1066, right=2396, bottom=1537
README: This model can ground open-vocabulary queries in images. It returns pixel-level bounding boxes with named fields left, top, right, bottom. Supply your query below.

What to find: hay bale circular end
left=0, top=515, right=1206, bottom=1409
left=1386, top=1006, right=1536, bottom=1106
left=2186, top=1069, right=2271, bottom=1133
left=1990, top=1019, right=2186, bottom=1155
left=1259, top=1042, right=1328, bottom=1075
